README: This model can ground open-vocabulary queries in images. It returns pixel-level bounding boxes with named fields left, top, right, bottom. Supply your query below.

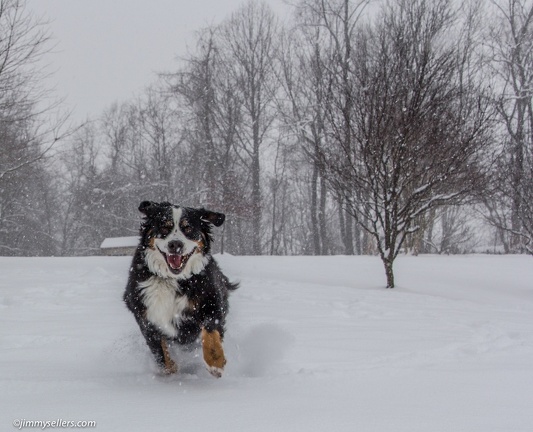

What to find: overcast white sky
left=28, top=0, right=287, bottom=123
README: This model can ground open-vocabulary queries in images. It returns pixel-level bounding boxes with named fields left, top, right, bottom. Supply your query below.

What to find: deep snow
left=1, top=254, right=532, bottom=431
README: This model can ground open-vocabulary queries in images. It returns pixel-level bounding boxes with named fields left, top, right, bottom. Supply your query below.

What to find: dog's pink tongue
left=167, top=254, right=182, bottom=269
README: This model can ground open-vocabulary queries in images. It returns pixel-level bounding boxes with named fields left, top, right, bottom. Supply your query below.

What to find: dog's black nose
left=167, top=240, right=184, bottom=254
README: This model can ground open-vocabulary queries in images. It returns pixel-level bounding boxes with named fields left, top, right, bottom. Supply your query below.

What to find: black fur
left=123, top=201, right=238, bottom=374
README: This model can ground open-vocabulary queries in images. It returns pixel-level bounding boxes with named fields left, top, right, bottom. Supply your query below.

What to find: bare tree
left=278, top=0, right=373, bottom=256
left=54, top=124, right=101, bottom=255
left=418, top=206, right=479, bottom=254
left=313, top=0, right=371, bottom=255
left=170, top=29, right=222, bottom=207
left=218, top=1, right=280, bottom=254
left=277, top=10, right=333, bottom=255
left=484, top=0, right=533, bottom=253
left=0, top=0, right=70, bottom=179
left=168, top=26, right=253, bottom=254
left=315, top=0, right=493, bottom=287
left=0, top=0, right=72, bottom=256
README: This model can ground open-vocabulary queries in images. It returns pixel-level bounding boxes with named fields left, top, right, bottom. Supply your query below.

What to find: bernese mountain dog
left=123, top=201, right=238, bottom=378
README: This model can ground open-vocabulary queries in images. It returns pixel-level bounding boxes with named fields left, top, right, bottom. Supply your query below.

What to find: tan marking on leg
left=161, top=338, right=178, bottom=375
left=201, top=328, right=226, bottom=378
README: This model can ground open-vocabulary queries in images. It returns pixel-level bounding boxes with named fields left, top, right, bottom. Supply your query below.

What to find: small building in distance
left=100, top=236, right=139, bottom=256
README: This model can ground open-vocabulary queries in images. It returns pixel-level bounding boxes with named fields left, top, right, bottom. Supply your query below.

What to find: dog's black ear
left=139, top=201, right=159, bottom=216
left=139, top=201, right=155, bottom=215
left=199, top=209, right=225, bottom=227
left=139, top=201, right=174, bottom=218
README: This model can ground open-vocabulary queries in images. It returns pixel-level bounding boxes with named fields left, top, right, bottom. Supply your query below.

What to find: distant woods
left=1, top=1, right=532, bottom=275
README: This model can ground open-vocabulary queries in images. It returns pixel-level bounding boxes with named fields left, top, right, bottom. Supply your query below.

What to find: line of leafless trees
left=1, top=0, right=532, bottom=287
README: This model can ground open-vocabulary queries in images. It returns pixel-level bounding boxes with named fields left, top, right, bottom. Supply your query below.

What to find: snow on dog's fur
left=123, top=201, right=238, bottom=377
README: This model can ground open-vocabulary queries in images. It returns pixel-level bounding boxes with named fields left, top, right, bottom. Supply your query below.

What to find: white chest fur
left=138, top=276, right=188, bottom=338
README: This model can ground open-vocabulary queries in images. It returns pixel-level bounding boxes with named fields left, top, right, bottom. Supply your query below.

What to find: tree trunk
left=338, top=196, right=346, bottom=249
left=318, top=172, right=328, bottom=254
left=270, top=180, right=277, bottom=255
left=344, top=209, right=354, bottom=255
left=220, top=223, right=225, bottom=255
left=424, top=207, right=436, bottom=253
left=382, top=257, right=395, bottom=288
left=354, top=222, right=361, bottom=255
left=310, top=162, right=320, bottom=255
left=251, top=148, right=262, bottom=255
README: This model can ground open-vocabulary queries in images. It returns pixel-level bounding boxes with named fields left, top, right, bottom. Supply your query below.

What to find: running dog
left=123, top=201, right=238, bottom=377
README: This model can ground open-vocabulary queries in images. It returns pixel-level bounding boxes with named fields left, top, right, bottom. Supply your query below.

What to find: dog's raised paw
left=206, top=364, right=224, bottom=378
left=202, top=328, right=226, bottom=378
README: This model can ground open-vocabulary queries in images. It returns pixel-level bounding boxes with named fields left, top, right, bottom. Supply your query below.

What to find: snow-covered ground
left=1, top=254, right=532, bottom=432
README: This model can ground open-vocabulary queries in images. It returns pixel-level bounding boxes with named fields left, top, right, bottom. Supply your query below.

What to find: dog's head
left=138, top=201, right=225, bottom=280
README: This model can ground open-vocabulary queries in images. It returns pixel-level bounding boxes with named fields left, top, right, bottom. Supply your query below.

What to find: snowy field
left=1, top=254, right=532, bottom=432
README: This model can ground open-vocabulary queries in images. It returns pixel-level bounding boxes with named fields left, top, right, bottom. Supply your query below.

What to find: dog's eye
left=160, top=221, right=174, bottom=236
left=181, top=221, right=194, bottom=236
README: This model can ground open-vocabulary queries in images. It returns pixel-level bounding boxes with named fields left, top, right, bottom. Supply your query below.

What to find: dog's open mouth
left=159, top=248, right=196, bottom=274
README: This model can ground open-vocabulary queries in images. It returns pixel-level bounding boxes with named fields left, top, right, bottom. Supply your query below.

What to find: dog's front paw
left=206, top=364, right=224, bottom=378
left=160, top=337, right=178, bottom=375
left=201, top=328, right=226, bottom=378
left=161, top=360, right=178, bottom=375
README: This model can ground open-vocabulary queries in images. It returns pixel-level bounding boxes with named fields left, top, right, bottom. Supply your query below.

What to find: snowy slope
left=1, top=254, right=532, bottom=432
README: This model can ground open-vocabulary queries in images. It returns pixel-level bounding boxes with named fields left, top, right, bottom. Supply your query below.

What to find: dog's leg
left=135, top=314, right=177, bottom=374
left=201, top=328, right=226, bottom=378
left=160, top=337, right=178, bottom=375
